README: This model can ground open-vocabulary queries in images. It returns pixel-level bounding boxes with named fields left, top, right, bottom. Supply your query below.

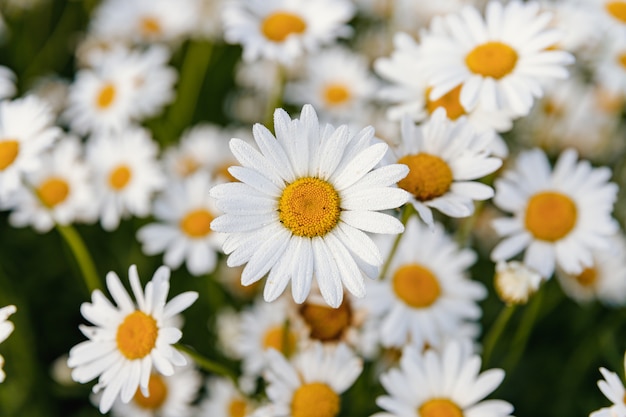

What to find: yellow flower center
left=606, top=1, right=626, bottom=23
left=133, top=373, right=168, bottom=410
left=177, top=156, right=200, bottom=177
left=96, top=83, right=116, bottom=109
left=426, top=85, right=466, bottom=120
left=109, top=165, right=132, bottom=191
left=574, top=267, right=597, bottom=287
left=465, top=41, right=519, bottom=79
left=323, top=83, right=351, bottom=106
left=140, top=16, right=162, bottom=35
left=525, top=191, right=577, bottom=242
left=116, top=310, right=158, bottom=360
left=262, top=325, right=297, bottom=357
left=229, top=399, right=247, bottom=417
left=419, top=398, right=464, bottom=417
left=0, top=140, right=19, bottom=171
left=180, top=209, right=214, bottom=238
left=291, top=382, right=340, bottom=417
left=393, top=264, right=441, bottom=308
left=261, top=11, right=307, bottom=42
left=617, top=52, right=626, bottom=70
left=397, top=153, right=453, bottom=201
left=37, top=177, right=70, bottom=208
left=278, top=177, right=341, bottom=238
left=299, top=299, right=352, bottom=342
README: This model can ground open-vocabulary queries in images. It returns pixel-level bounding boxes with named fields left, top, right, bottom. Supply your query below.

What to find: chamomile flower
left=67, top=265, right=198, bottom=414
left=494, top=261, right=543, bottom=305
left=136, top=173, right=224, bottom=276
left=255, top=342, right=363, bottom=417
left=0, top=305, right=16, bottom=383
left=590, top=0, right=626, bottom=34
left=7, top=136, right=94, bottom=232
left=591, top=356, right=626, bottom=417
left=363, top=217, right=486, bottom=350
left=87, top=127, right=165, bottom=231
left=594, top=36, right=626, bottom=97
left=420, top=1, right=574, bottom=116
left=373, top=340, right=513, bottom=417
left=391, top=110, right=501, bottom=228
left=198, top=377, right=256, bottom=417
left=0, top=96, right=60, bottom=203
left=491, top=148, right=619, bottom=278
left=222, top=0, right=355, bottom=64
left=210, top=104, right=409, bottom=308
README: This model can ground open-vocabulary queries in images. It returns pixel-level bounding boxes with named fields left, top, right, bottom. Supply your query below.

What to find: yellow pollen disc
left=177, top=156, right=200, bottom=177
left=291, top=382, right=340, bottom=417
left=140, top=16, right=162, bottom=35
left=180, top=209, right=214, bottom=238
left=323, top=83, right=351, bottom=106
left=397, top=153, right=453, bottom=201
left=278, top=177, right=341, bottom=238
left=37, top=177, right=70, bottom=208
left=262, top=325, right=297, bottom=357
left=465, top=41, right=519, bottom=79
left=116, top=310, right=158, bottom=360
left=426, top=85, right=466, bottom=120
left=96, top=83, right=116, bottom=109
left=0, top=140, right=19, bottom=171
left=228, top=399, right=247, bottom=417
left=261, top=11, right=307, bottom=42
left=419, top=398, right=464, bottom=417
left=393, top=264, right=441, bottom=308
left=300, top=299, right=352, bottom=342
left=525, top=191, right=577, bottom=242
left=133, top=373, right=168, bottom=410
left=574, top=267, right=598, bottom=287
left=606, top=1, right=626, bottom=23
left=109, top=165, right=132, bottom=191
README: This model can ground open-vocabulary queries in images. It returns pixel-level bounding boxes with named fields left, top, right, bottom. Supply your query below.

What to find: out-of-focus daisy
left=194, top=0, right=226, bottom=40
left=491, top=148, right=619, bottom=278
left=390, top=110, right=501, bottom=228
left=28, top=76, right=70, bottom=117
left=255, top=342, right=363, bottom=417
left=87, top=127, right=165, bottom=231
left=67, top=265, right=198, bottom=414
left=284, top=47, right=378, bottom=122
left=372, top=340, right=513, bottom=417
left=556, top=232, right=626, bottom=306
left=7, top=136, right=94, bottom=232
left=197, top=377, right=256, bottom=417
left=108, top=366, right=202, bottom=417
left=420, top=1, right=574, bottom=116
left=590, top=0, right=626, bottom=34
left=591, top=356, right=626, bottom=417
left=222, top=0, right=355, bottom=64
left=0, top=96, right=60, bottom=203
left=0, top=305, right=16, bottom=383
left=594, top=36, right=626, bottom=98
left=210, top=104, right=409, bottom=308
left=0, top=66, right=16, bottom=100
left=363, top=217, right=486, bottom=350
left=494, top=261, right=543, bottom=305
left=136, top=173, right=224, bottom=276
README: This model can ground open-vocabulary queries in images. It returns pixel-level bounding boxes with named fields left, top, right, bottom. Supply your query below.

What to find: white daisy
left=67, top=265, right=199, bottom=414
left=7, top=136, right=94, bottom=232
left=491, top=148, right=619, bottom=278
left=591, top=357, right=626, bottom=417
left=420, top=1, right=574, bottom=116
left=87, top=127, right=165, bottom=231
left=222, top=0, right=355, bottom=64
left=198, top=377, right=256, bottom=417
left=373, top=340, right=513, bottom=417
left=494, top=261, right=543, bottom=306
left=0, top=305, right=16, bottom=383
left=362, top=217, right=486, bottom=350
left=594, top=36, right=626, bottom=97
left=390, top=110, right=501, bottom=228
left=255, top=342, right=363, bottom=417
left=0, top=95, right=60, bottom=203
left=136, top=173, right=224, bottom=276
left=210, top=104, right=410, bottom=308
left=589, top=0, right=626, bottom=35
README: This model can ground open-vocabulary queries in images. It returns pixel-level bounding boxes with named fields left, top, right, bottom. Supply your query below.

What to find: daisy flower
left=420, top=1, right=574, bottom=116
left=7, top=136, right=94, bottom=232
left=391, top=110, right=501, bottom=228
left=198, top=377, right=256, bottom=417
left=255, top=342, right=363, bottom=417
left=0, top=305, right=16, bottom=383
left=136, top=173, right=224, bottom=276
left=222, top=0, right=355, bottom=64
left=591, top=356, right=626, bottom=417
left=210, top=104, right=409, bottom=308
left=362, top=217, right=486, bottom=350
left=491, top=148, right=619, bottom=279
left=0, top=96, right=60, bottom=203
left=67, top=265, right=199, bottom=414
left=373, top=340, right=513, bottom=417
left=590, top=0, right=626, bottom=34
left=594, top=36, right=626, bottom=97
left=494, top=261, right=543, bottom=306
left=86, top=127, right=165, bottom=231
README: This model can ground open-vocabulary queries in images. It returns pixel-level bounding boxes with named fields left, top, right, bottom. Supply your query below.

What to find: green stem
left=482, top=304, right=516, bottom=367
left=263, top=64, right=287, bottom=131
left=175, top=343, right=238, bottom=384
left=379, top=205, right=414, bottom=280
left=503, top=287, right=544, bottom=371
left=55, top=224, right=101, bottom=294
